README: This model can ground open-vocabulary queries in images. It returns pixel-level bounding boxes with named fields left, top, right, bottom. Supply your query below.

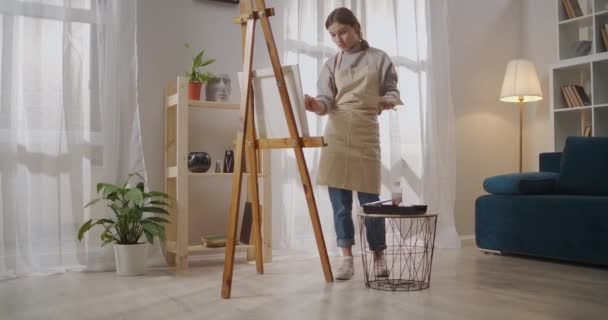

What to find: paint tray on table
left=362, top=200, right=427, bottom=215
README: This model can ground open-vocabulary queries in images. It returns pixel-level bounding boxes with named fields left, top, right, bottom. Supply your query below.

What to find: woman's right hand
left=304, top=94, right=323, bottom=113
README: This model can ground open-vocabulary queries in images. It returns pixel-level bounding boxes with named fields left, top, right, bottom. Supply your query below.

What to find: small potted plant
left=78, top=173, right=172, bottom=276
left=185, top=43, right=217, bottom=100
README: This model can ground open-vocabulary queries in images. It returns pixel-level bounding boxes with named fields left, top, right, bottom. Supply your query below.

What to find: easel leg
left=293, top=147, right=334, bottom=283
left=245, top=86, right=264, bottom=274
left=222, top=17, right=256, bottom=299
left=254, top=0, right=333, bottom=283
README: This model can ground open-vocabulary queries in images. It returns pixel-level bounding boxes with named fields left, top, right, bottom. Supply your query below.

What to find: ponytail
left=355, top=26, right=370, bottom=50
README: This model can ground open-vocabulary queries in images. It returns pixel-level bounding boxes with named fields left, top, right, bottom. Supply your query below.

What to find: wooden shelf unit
left=163, top=76, right=272, bottom=270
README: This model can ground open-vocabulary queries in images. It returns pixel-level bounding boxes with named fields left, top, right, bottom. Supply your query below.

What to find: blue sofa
left=475, top=136, right=608, bottom=266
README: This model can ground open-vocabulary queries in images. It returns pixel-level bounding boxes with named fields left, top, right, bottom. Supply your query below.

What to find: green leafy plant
left=185, top=43, right=217, bottom=84
left=78, top=173, right=172, bottom=246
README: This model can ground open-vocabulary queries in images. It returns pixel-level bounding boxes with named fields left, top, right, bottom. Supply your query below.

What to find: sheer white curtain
left=0, top=0, right=145, bottom=280
left=276, top=0, right=459, bottom=253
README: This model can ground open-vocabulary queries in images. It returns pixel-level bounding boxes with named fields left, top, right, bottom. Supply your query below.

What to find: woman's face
left=327, top=22, right=359, bottom=51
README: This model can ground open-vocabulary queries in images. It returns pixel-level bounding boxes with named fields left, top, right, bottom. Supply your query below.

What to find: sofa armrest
left=483, top=172, right=559, bottom=195
left=539, top=152, right=561, bottom=173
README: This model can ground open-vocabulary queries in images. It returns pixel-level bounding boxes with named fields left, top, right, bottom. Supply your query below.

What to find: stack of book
left=562, top=0, right=583, bottom=19
left=601, top=24, right=608, bottom=51
left=561, top=85, right=591, bottom=107
left=202, top=235, right=227, bottom=248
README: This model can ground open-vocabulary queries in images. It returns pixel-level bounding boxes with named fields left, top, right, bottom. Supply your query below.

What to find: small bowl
left=188, top=152, right=211, bottom=173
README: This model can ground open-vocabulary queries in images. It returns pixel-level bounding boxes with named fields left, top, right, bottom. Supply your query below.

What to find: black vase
left=223, top=150, right=234, bottom=173
left=188, top=152, right=211, bottom=173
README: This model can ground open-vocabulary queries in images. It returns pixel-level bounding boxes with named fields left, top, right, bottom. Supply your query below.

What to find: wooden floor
left=1, top=247, right=607, bottom=320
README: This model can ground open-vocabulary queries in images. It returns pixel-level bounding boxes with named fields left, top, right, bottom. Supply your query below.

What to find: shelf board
left=166, top=93, right=239, bottom=110
left=554, top=106, right=593, bottom=112
left=190, top=172, right=240, bottom=177
left=187, top=243, right=250, bottom=254
left=166, top=166, right=264, bottom=178
left=596, top=9, right=608, bottom=16
left=558, top=14, right=593, bottom=25
left=554, top=52, right=608, bottom=68
left=595, top=103, right=608, bottom=109
left=190, top=171, right=233, bottom=177
left=554, top=55, right=593, bottom=68
left=165, top=241, right=251, bottom=254
left=189, top=100, right=240, bottom=110
left=192, top=172, right=265, bottom=177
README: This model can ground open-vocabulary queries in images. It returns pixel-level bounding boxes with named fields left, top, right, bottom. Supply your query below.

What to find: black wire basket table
left=357, top=209, right=438, bottom=291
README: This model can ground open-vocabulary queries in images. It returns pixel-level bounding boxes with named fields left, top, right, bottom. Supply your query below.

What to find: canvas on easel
left=239, top=64, right=310, bottom=138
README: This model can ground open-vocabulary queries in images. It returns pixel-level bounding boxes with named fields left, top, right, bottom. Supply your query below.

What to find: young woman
left=304, top=7, right=400, bottom=280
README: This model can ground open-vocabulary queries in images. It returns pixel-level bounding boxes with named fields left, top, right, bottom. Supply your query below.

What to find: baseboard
left=460, top=234, right=476, bottom=247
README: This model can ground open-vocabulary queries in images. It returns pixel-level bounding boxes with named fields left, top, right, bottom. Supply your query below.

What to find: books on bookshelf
left=560, top=85, right=591, bottom=107
left=202, top=235, right=227, bottom=248
left=562, top=0, right=583, bottom=19
left=583, top=125, right=592, bottom=137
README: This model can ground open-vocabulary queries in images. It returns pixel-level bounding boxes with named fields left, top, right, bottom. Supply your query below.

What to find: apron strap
left=335, top=52, right=343, bottom=71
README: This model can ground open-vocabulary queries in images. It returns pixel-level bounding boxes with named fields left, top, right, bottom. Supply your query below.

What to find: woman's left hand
left=377, top=101, right=396, bottom=114
left=378, top=101, right=396, bottom=110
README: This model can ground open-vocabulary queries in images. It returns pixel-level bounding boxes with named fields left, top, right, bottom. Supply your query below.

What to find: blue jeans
left=328, top=187, right=386, bottom=251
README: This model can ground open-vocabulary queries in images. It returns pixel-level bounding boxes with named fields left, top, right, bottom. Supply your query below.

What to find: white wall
left=137, top=0, right=558, bottom=240
left=448, top=0, right=557, bottom=237
left=522, top=0, right=558, bottom=169
left=448, top=0, right=523, bottom=237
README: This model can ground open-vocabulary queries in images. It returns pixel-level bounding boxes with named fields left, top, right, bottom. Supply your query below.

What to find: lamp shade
left=499, top=59, right=543, bottom=103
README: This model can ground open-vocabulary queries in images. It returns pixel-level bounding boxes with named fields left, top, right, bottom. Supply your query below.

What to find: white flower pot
left=113, top=243, right=147, bottom=276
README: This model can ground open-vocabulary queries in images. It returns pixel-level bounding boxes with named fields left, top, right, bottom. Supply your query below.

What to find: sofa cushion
left=483, top=172, right=559, bottom=195
left=558, top=136, right=608, bottom=195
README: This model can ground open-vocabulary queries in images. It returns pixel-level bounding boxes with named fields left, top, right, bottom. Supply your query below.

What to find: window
left=0, top=0, right=96, bottom=135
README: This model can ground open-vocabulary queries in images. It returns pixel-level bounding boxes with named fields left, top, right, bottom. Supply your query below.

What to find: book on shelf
left=562, top=0, right=582, bottom=19
left=239, top=202, right=253, bottom=245
left=561, top=86, right=575, bottom=108
left=602, top=25, right=608, bottom=51
left=562, top=0, right=574, bottom=19
left=573, top=85, right=591, bottom=106
left=583, top=125, right=592, bottom=137
left=570, top=0, right=583, bottom=17
left=568, top=86, right=583, bottom=106
left=565, top=85, right=579, bottom=107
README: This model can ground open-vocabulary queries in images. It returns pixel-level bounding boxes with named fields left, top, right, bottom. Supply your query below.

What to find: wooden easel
left=221, top=0, right=333, bottom=299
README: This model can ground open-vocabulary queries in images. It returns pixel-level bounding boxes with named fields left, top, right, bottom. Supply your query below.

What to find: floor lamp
left=499, top=59, right=543, bottom=172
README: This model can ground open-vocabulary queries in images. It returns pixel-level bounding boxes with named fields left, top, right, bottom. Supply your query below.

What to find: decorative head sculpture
left=206, top=73, right=232, bottom=102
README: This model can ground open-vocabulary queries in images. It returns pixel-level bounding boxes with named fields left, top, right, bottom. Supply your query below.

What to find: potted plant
left=78, top=173, right=172, bottom=276
left=185, top=43, right=217, bottom=100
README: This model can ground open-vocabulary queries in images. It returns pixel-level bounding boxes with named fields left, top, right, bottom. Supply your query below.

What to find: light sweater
left=315, top=43, right=400, bottom=115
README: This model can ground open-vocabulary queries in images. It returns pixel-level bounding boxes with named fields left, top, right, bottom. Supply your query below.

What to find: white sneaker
left=374, top=254, right=389, bottom=278
left=334, top=256, right=354, bottom=280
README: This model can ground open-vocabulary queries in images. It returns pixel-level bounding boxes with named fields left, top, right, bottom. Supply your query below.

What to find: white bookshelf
left=552, top=0, right=608, bottom=150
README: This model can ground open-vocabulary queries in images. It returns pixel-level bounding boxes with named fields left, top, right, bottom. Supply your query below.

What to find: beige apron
left=317, top=51, right=381, bottom=194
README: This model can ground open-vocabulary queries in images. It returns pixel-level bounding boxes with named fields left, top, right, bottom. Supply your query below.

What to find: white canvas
left=239, top=65, right=310, bottom=138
